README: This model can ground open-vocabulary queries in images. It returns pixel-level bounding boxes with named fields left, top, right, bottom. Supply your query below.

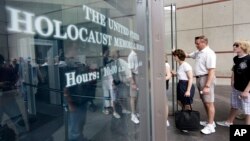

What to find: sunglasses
left=233, top=43, right=239, bottom=48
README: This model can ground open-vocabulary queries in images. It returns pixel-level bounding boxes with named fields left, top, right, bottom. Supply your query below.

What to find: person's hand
left=0, top=82, right=4, bottom=87
left=112, top=82, right=116, bottom=88
left=171, top=70, right=176, bottom=76
left=131, top=83, right=138, bottom=91
left=240, top=91, right=249, bottom=99
left=202, top=87, right=210, bottom=94
left=184, top=91, right=190, bottom=97
left=68, top=104, right=75, bottom=112
left=0, top=81, right=11, bottom=88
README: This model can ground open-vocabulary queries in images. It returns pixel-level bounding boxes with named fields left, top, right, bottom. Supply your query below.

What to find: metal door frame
left=148, top=0, right=167, bottom=141
left=165, top=4, right=178, bottom=115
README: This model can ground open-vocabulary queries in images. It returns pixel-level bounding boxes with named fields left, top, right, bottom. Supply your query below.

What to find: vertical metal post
left=174, top=4, right=178, bottom=111
left=170, top=4, right=175, bottom=113
left=136, top=1, right=151, bottom=141
left=148, top=0, right=167, bottom=141
left=27, top=65, right=36, bottom=114
left=64, top=105, right=68, bottom=141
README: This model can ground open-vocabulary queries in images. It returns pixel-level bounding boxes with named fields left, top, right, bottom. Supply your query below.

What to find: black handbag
left=0, top=124, right=16, bottom=141
left=113, top=80, right=121, bottom=86
left=174, top=105, right=200, bottom=131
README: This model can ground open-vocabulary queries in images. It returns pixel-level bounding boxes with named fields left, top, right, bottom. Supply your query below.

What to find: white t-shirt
left=177, top=62, right=192, bottom=80
left=112, top=58, right=132, bottom=84
left=165, top=62, right=170, bottom=79
left=165, top=62, right=170, bottom=72
left=189, top=46, right=216, bottom=76
left=128, top=50, right=139, bottom=74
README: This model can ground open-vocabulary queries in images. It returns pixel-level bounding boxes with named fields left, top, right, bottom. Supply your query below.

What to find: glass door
left=163, top=4, right=177, bottom=115
left=2, top=0, right=151, bottom=141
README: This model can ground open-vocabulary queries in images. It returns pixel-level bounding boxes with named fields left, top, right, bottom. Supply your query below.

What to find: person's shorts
left=115, top=82, right=129, bottom=100
left=231, top=88, right=250, bottom=115
left=196, top=76, right=215, bottom=103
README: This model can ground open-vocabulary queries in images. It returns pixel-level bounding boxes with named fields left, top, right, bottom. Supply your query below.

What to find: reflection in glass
left=2, top=0, right=149, bottom=140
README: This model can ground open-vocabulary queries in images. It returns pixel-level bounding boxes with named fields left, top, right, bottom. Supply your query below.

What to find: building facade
left=0, top=0, right=167, bottom=141
left=164, top=0, right=250, bottom=85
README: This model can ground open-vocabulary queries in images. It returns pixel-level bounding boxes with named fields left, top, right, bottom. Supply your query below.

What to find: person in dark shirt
left=0, top=54, right=25, bottom=136
left=101, top=49, right=113, bottom=115
left=86, top=64, right=97, bottom=112
left=11, top=58, right=19, bottom=81
left=217, top=40, right=250, bottom=126
left=63, top=58, right=90, bottom=141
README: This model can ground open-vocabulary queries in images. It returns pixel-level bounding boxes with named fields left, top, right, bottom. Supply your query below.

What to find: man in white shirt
left=110, top=50, right=132, bottom=119
left=187, top=35, right=216, bottom=134
left=128, top=49, right=140, bottom=124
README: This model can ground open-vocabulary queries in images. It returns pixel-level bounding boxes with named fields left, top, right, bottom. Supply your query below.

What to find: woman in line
left=172, top=49, right=195, bottom=110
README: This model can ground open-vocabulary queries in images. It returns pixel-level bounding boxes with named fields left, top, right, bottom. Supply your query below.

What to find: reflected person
left=0, top=54, right=25, bottom=136
left=63, top=57, right=89, bottom=141
left=102, top=48, right=121, bottom=118
left=102, top=49, right=112, bottom=115
left=111, top=50, right=131, bottom=117
left=128, top=49, right=140, bottom=124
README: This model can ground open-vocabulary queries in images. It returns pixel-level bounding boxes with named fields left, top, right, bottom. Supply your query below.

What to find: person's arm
left=244, top=81, right=250, bottom=92
left=64, top=88, right=75, bottom=111
left=165, top=64, right=171, bottom=80
left=186, top=51, right=196, bottom=59
left=241, top=81, right=250, bottom=99
left=203, top=51, right=216, bottom=94
left=171, top=70, right=177, bottom=77
left=185, top=70, right=193, bottom=97
left=128, top=64, right=137, bottom=90
left=127, top=54, right=138, bottom=90
left=37, top=67, right=44, bottom=83
left=202, top=68, right=215, bottom=94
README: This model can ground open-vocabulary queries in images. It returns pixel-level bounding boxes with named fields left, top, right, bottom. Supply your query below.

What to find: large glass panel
left=1, top=0, right=150, bottom=141
left=163, top=4, right=177, bottom=115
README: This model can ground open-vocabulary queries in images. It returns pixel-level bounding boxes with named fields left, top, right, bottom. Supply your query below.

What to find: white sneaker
left=201, top=124, right=215, bottom=134
left=216, top=121, right=233, bottom=127
left=122, top=109, right=131, bottom=114
left=113, top=112, right=121, bottom=119
left=200, top=121, right=216, bottom=128
left=166, top=120, right=170, bottom=127
left=102, top=109, right=109, bottom=115
left=236, top=114, right=245, bottom=120
left=131, top=114, right=140, bottom=124
left=181, top=130, right=188, bottom=133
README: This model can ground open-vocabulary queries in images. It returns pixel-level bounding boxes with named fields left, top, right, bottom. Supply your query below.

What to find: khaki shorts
left=196, top=76, right=215, bottom=103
